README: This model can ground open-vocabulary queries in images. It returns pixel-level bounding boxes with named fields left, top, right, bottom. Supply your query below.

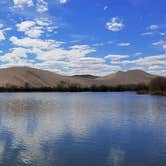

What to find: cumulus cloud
left=16, top=18, right=56, bottom=38
left=105, top=17, right=124, bottom=32
left=115, top=54, right=166, bottom=66
left=3, top=32, right=166, bottom=76
left=10, top=36, right=62, bottom=49
left=110, top=54, right=166, bottom=75
left=134, top=54, right=166, bottom=66
left=12, top=0, right=66, bottom=12
left=6, top=35, right=123, bottom=75
left=0, top=23, right=11, bottom=41
left=12, top=0, right=48, bottom=13
left=1, top=2, right=165, bottom=76
left=1, top=47, right=31, bottom=64
left=36, top=0, right=48, bottom=13
left=16, top=21, right=35, bottom=31
left=7, top=31, right=164, bottom=76
left=13, top=0, right=34, bottom=8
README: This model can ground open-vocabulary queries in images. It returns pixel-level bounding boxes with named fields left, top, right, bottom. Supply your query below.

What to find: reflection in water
left=108, top=147, right=125, bottom=166
left=0, top=93, right=165, bottom=165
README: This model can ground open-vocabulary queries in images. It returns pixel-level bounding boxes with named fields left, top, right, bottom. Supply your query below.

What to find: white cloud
left=12, top=0, right=48, bottom=13
left=3, top=33, right=166, bottom=76
left=92, top=42, right=105, bottom=47
left=26, top=29, right=43, bottom=38
left=58, top=0, right=68, bottom=4
left=105, top=53, right=166, bottom=76
left=36, top=0, right=48, bottom=13
left=16, top=21, right=35, bottom=32
left=104, top=6, right=108, bottom=11
left=154, top=42, right=165, bottom=47
left=1, top=47, right=31, bottom=64
left=0, top=24, right=3, bottom=29
left=160, top=32, right=165, bottom=36
left=134, top=54, right=166, bottom=66
left=141, top=32, right=153, bottom=36
left=10, top=36, right=62, bottom=49
left=105, top=54, right=129, bottom=61
left=7, top=35, right=123, bottom=75
left=163, top=44, right=166, bottom=51
left=141, top=25, right=160, bottom=36
left=16, top=19, right=56, bottom=38
left=13, top=0, right=34, bottom=8
left=115, top=54, right=166, bottom=73
left=152, top=40, right=165, bottom=46
left=0, top=23, right=10, bottom=41
left=134, top=52, right=142, bottom=56
left=148, top=24, right=159, bottom=30
left=16, top=20, right=43, bottom=38
left=0, top=24, right=5, bottom=41
left=105, top=17, right=124, bottom=32
left=0, top=31, right=5, bottom=41
left=35, top=44, right=96, bottom=61
left=152, top=40, right=166, bottom=52
left=117, top=43, right=131, bottom=47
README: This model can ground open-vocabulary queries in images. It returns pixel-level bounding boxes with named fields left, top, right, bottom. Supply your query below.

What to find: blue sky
left=0, top=0, right=166, bottom=75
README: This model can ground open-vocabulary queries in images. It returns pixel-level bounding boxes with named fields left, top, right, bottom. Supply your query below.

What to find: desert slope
left=0, top=67, right=156, bottom=89
left=0, top=67, right=85, bottom=88
left=0, top=67, right=63, bottom=88
left=95, top=70, right=156, bottom=86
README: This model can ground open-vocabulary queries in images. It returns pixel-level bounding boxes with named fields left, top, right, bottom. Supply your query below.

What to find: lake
left=0, top=92, right=165, bottom=166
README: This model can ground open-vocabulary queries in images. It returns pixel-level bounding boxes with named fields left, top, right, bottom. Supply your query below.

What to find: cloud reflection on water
left=0, top=93, right=165, bottom=165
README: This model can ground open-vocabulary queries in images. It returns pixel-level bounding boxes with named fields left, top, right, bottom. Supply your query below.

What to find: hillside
left=96, top=70, right=156, bottom=86
left=0, top=67, right=86, bottom=88
left=0, top=67, right=157, bottom=90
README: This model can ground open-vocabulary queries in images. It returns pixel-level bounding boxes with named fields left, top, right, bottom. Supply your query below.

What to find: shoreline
left=137, top=90, right=166, bottom=96
left=0, top=89, right=165, bottom=96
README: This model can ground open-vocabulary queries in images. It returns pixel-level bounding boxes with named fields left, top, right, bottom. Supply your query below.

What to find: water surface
left=0, top=92, right=165, bottom=166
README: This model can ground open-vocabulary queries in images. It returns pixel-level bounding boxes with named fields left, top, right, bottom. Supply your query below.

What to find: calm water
left=0, top=93, right=165, bottom=166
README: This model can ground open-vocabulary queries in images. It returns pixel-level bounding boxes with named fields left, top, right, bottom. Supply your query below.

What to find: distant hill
left=96, top=70, right=156, bottom=86
left=0, top=67, right=81, bottom=88
left=0, top=67, right=157, bottom=90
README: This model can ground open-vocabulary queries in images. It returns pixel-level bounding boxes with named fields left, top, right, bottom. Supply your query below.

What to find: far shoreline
left=0, top=73, right=165, bottom=96
left=0, top=89, right=165, bottom=96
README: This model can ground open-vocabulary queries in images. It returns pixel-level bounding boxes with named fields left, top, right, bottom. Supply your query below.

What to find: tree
left=149, top=77, right=166, bottom=92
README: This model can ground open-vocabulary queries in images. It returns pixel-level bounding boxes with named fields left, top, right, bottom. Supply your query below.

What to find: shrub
left=149, top=77, right=166, bottom=92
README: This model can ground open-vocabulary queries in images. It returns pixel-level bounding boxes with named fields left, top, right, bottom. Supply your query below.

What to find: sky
left=0, top=0, right=166, bottom=76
